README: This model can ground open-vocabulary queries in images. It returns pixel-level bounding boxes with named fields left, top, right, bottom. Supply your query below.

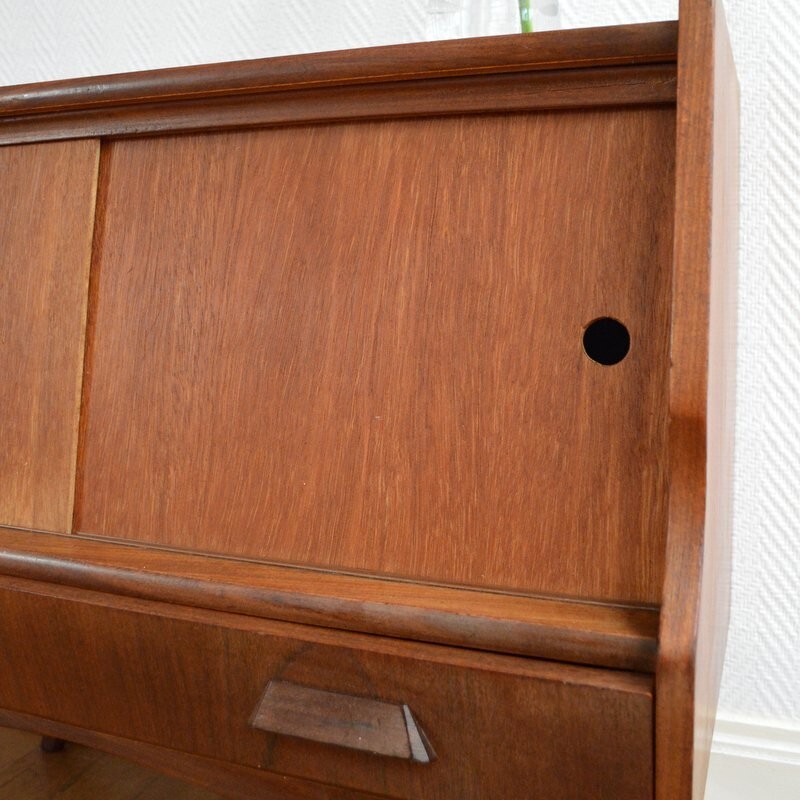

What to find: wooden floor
left=0, top=727, right=222, bottom=799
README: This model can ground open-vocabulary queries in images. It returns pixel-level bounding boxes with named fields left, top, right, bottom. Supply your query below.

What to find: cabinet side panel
left=656, top=1, right=739, bottom=798
left=0, top=139, right=99, bottom=532
left=76, top=109, right=674, bottom=603
left=693, top=11, right=738, bottom=791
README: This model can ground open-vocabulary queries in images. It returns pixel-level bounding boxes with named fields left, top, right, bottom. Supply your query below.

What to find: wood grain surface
left=0, top=575, right=654, bottom=800
left=0, top=712, right=386, bottom=800
left=0, top=139, right=99, bottom=533
left=0, top=22, right=678, bottom=116
left=0, top=528, right=659, bottom=672
left=0, top=14, right=738, bottom=800
left=0, top=726, right=221, bottom=800
left=0, top=66, right=676, bottom=147
left=656, top=1, right=739, bottom=798
left=75, top=106, right=675, bottom=604
left=0, top=23, right=677, bottom=145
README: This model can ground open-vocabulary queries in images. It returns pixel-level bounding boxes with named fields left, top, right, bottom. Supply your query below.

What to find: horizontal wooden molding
left=0, top=527, right=658, bottom=672
left=0, top=23, right=678, bottom=113
left=0, top=23, right=676, bottom=145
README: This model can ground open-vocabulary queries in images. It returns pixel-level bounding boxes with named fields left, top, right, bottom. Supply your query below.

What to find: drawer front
left=0, top=578, right=653, bottom=800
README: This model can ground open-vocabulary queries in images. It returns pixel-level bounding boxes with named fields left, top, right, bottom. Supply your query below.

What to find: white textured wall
left=1, top=0, right=795, bottom=739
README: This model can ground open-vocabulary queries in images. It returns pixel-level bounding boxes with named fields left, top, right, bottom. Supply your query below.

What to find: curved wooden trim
left=0, top=527, right=658, bottom=672
left=0, top=23, right=677, bottom=117
left=0, top=23, right=677, bottom=146
left=0, top=64, right=676, bottom=146
left=656, top=1, right=738, bottom=798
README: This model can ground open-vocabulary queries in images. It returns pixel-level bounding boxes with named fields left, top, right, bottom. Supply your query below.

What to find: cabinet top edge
left=0, top=21, right=676, bottom=121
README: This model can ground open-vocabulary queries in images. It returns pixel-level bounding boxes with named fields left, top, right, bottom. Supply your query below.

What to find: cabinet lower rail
left=0, top=527, right=658, bottom=672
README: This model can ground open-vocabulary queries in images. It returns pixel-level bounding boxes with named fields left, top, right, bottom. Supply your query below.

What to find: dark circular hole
left=583, top=317, right=630, bottom=366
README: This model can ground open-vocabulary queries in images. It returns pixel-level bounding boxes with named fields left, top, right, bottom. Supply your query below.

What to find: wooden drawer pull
left=252, top=680, right=435, bottom=764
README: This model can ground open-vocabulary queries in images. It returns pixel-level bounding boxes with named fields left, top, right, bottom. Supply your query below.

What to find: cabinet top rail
left=0, top=22, right=676, bottom=145
left=0, top=22, right=676, bottom=115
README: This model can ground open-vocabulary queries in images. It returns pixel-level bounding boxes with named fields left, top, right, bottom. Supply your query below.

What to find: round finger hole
left=582, top=317, right=630, bottom=366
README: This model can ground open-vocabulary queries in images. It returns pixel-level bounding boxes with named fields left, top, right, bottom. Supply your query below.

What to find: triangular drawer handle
left=251, top=679, right=436, bottom=764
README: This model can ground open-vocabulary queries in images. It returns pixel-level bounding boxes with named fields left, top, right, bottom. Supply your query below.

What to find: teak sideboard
left=0, top=2, right=737, bottom=798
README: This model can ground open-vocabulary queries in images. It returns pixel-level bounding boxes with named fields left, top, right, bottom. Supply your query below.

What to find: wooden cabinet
left=0, top=3, right=737, bottom=798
